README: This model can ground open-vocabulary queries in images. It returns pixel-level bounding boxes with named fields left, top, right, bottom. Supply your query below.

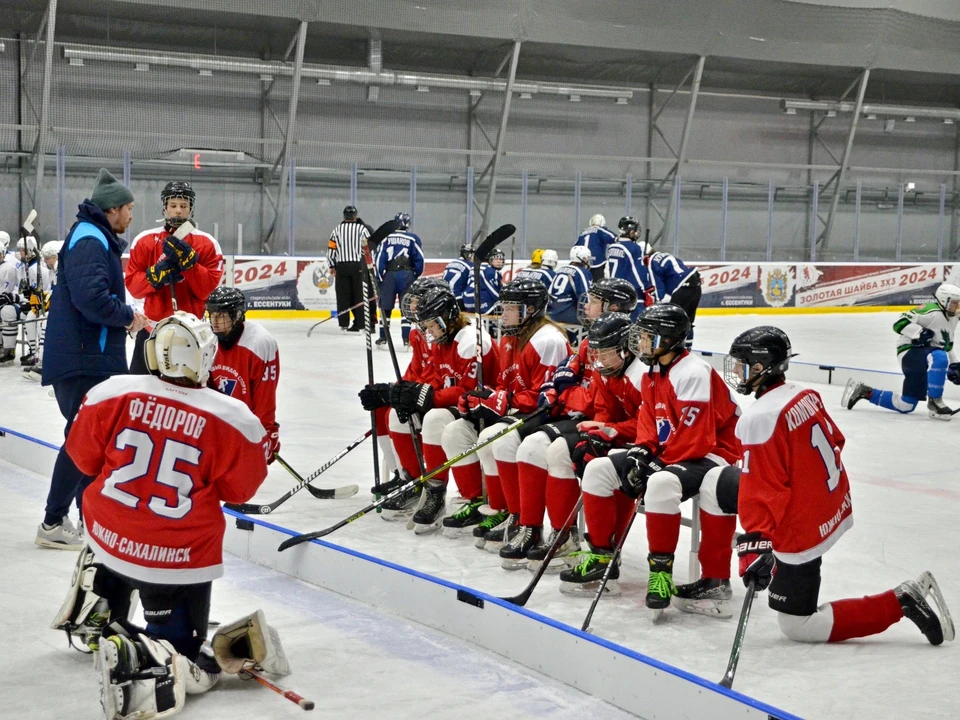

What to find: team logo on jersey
left=217, top=378, right=239, bottom=396
left=761, top=265, right=794, bottom=308
left=656, top=417, right=674, bottom=444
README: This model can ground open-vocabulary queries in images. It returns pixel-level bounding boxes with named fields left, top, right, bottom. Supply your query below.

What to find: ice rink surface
left=3, top=311, right=958, bottom=719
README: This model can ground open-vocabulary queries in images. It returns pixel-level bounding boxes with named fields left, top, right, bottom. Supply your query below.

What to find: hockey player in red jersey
left=205, top=286, right=281, bottom=462
left=124, top=181, right=224, bottom=374
left=728, top=325, right=955, bottom=645
left=441, top=279, right=571, bottom=551
left=50, top=312, right=286, bottom=719
left=563, top=304, right=741, bottom=617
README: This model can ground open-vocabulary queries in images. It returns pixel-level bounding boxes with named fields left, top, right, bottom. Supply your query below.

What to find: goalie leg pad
left=211, top=609, right=290, bottom=676
left=100, top=629, right=187, bottom=719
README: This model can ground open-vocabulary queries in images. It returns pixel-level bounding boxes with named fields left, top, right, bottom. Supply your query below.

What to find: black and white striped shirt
left=327, top=221, right=370, bottom=266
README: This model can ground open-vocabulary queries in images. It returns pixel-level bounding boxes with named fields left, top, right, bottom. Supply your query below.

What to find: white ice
left=3, top=312, right=958, bottom=720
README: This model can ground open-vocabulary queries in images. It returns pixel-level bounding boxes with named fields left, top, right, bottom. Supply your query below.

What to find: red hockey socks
left=375, top=406, right=389, bottom=435
left=698, top=511, right=737, bottom=579
left=449, top=461, right=482, bottom=500
left=496, top=460, right=521, bottom=515
left=613, top=491, right=636, bottom=545
left=518, top=462, right=548, bottom=527
left=646, top=512, right=681, bottom=556
left=582, top=492, right=617, bottom=549
left=545, top=474, right=580, bottom=531
left=389, top=429, right=422, bottom=479
left=485, top=472, right=506, bottom=511
left=422, top=442, right=450, bottom=484
left=827, top=590, right=903, bottom=643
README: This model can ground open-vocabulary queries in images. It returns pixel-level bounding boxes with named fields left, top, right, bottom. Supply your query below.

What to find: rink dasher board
left=223, top=509, right=798, bottom=720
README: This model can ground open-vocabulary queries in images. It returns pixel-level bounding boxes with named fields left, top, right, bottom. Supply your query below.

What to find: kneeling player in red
left=49, top=313, right=283, bottom=718
left=729, top=326, right=955, bottom=645
left=206, top=287, right=281, bottom=462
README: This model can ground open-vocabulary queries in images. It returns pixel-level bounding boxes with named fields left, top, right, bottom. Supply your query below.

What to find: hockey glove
left=0, top=291, right=17, bottom=307
left=359, top=382, right=392, bottom=411
left=146, top=258, right=181, bottom=289
left=552, top=354, right=583, bottom=393
left=537, top=381, right=559, bottom=410
left=736, top=531, right=775, bottom=591
left=571, top=427, right=619, bottom=478
left=458, top=387, right=510, bottom=424
left=912, top=328, right=935, bottom=348
left=268, top=431, right=280, bottom=463
left=948, top=362, right=960, bottom=385
left=163, top=235, right=198, bottom=271
left=618, top=445, right=656, bottom=499
left=390, top=381, right=435, bottom=417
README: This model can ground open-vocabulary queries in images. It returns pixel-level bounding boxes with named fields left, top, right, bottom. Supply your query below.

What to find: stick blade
left=22, top=209, right=37, bottom=233
left=368, top=219, right=400, bottom=250
left=173, top=220, right=196, bottom=240
left=474, top=224, right=516, bottom=263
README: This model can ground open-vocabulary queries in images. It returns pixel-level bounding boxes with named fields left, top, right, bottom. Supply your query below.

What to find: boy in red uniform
left=205, top=286, right=281, bottom=462
left=125, top=181, right=224, bottom=374
left=50, top=312, right=279, bottom=719
left=728, top=325, right=954, bottom=645
left=564, top=304, right=741, bottom=618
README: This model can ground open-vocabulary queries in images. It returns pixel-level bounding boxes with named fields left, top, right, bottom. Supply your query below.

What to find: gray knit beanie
left=90, top=168, right=135, bottom=210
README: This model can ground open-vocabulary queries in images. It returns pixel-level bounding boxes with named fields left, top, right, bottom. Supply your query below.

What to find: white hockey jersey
left=893, top=302, right=958, bottom=361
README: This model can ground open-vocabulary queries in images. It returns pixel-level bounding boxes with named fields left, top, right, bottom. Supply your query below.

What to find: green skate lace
left=452, top=499, right=483, bottom=520
left=478, top=510, right=508, bottom=530
left=648, top=571, right=676, bottom=598
left=569, top=551, right=609, bottom=577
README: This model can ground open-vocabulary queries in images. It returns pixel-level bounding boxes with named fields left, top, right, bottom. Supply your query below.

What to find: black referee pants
left=335, top=262, right=374, bottom=331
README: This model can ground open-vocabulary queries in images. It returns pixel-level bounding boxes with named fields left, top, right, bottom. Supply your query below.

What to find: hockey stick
left=471, top=224, right=516, bottom=390
left=166, top=220, right=196, bottom=312
left=223, top=435, right=366, bottom=514
left=278, top=406, right=548, bottom=550
left=306, top=299, right=367, bottom=337
left=241, top=668, right=314, bottom=711
left=581, top=500, right=640, bottom=633
left=499, top=496, right=583, bottom=606
left=719, top=579, right=757, bottom=689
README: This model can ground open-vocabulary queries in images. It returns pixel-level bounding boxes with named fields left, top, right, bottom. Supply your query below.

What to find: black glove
left=163, top=234, right=198, bottom=271
left=146, top=257, right=181, bottom=289
left=359, top=383, right=392, bottom=411
left=736, top=532, right=775, bottom=591
left=948, top=362, right=960, bottom=385
left=618, top=445, right=656, bottom=499
left=912, top=327, right=935, bottom=348
left=390, top=381, right=434, bottom=420
left=571, top=428, right=619, bottom=478
left=0, top=292, right=16, bottom=308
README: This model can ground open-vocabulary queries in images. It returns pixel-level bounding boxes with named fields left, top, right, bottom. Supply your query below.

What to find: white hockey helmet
left=935, top=283, right=960, bottom=317
left=144, top=312, right=218, bottom=386
left=589, top=214, right=606, bottom=228
left=17, top=236, right=39, bottom=258
left=0, top=231, right=9, bottom=255
left=570, top=246, right=593, bottom=265
left=540, top=249, right=559, bottom=269
left=41, top=240, right=63, bottom=259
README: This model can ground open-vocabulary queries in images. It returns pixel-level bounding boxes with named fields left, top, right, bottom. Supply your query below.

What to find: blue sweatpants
left=869, top=347, right=947, bottom=414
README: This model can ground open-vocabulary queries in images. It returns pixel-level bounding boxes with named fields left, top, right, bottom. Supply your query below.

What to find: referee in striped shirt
left=328, top=205, right=373, bottom=332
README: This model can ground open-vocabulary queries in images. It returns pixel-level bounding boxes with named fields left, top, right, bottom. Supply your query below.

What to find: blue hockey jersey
left=647, top=251, right=699, bottom=303
left=514, top=265, right=556, bottom=288
left=442, top=258, right=473, bottom=303
left=605, top=239, right=647, bottom=296
left=573, top=226, right=617, bottom=269
left=462, top=262, right=502, bottom=314
left=375, top=231, right=424, bottom=282
left=548, top=264, right=591, bottom=324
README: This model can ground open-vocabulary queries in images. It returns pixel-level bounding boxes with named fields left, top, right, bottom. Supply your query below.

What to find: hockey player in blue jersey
left=462, top=247, right=504, bottom=314
left=442, top=244, right=474, bottom=309
left=376, top=212, right=424, bottom=349
left=642, top=244, right=702, bottom=347
left=515, top=248, right=558, bottom=288
left=574, top=214, right=617, bottom=281
left=605, top=216, right=647, bottom=318
left=843, top=283, right=960, bottom=420
left=548, top=246, right=592, bottom=327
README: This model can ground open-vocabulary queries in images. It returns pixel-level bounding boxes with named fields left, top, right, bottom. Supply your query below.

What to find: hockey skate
left=646, top=553, right=676, bottom=618
left=371, top=470, right=406, bottom=501
left=482, top=513, right=519, bottom=554
left=897, top=571, right=955, bottom=645
left=35, top=515, right=83, bottom=550
left=499, top=525, right=541, bottom=571
left=559, top=541, right=621, bottom=596
left=472, top=510, right=510, bottom=550
left=380, top=481, right=422, bottom=521
left=19, top=352, right=36, bottom=366
left=411, top=481, right=446, bottom=535
left=674, top=577, right=733, bottom=618
left=0, top=349, right=14, bottom=366
left=375, top=338, right=388, bottom=350
left=527, top=526, right=581, bottom=574
left=23, top=363, right=42, bottom=382
left=841, top=379, right=873, bottom=410
left=442, top=498, right=485, bottom=537
left=927, top=397, right=955, bottom=421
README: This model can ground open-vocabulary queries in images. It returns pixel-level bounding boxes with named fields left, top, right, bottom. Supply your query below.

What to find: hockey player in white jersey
left=0, top=230, right=23, bottom=365
left=17, top=235, right=49, bottom=368
left=843, top=283, right=960, bottom=419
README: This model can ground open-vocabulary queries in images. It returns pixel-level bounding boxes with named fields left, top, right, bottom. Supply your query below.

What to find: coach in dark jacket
left=36, top=169, right=148, bottom=549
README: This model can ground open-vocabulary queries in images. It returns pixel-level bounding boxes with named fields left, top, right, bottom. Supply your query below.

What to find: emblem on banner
left=312, top=258, right=333, bottom=294
left=760, top=266, right=794, bottom=308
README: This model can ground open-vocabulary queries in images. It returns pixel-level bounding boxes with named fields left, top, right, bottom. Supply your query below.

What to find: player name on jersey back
left=127, top=395, right=208, bottom=440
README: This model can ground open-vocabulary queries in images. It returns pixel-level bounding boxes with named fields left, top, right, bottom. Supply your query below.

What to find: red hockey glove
left=458, top=387, right=510, bottom=424
left=736, top=531, right=775, bottom=591
left=267, top=431, right=280, bottom=464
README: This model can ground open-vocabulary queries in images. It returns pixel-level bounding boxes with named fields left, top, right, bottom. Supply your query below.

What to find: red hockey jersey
left=125, top=226, right=224, bottom=321
left=634, top=351, right=741, bottom=465
left=430, top=324, right=499, bottom=407
left=555, top=340, right=594, bottom=416
left=68, top=375, right=269, bottom=585
left=403, top=328, right=434, bottom=384
left=497, top=324, right=571, bottom=413
left=592, top=356, right=645, bottom=439
left=736, top=383, right=853, bottom=564
left=208, top=321, right=280, bottom=438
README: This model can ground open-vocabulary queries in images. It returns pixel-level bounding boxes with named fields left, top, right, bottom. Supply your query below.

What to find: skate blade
left=918, top=571, right=956, bottom=642
left=499, top=558, right=528, bottom=571
left=559, top=579, right=621, bottom=597
left=649, top=609, right=666, bottom=623
left=840, top=379, right=857, bottom=409
left=484, top=541, right=505, bottom=554
left=441, top=525, right=475, bottom=539
left=674, top=597, right=733, bottom=619
left=413, top=522, right=443, bottom=536
left=527, top=560, right=563, bottom=575
left=928, top=410, right=953, bottom=421
left=379, top=508, right=415, bottom=521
